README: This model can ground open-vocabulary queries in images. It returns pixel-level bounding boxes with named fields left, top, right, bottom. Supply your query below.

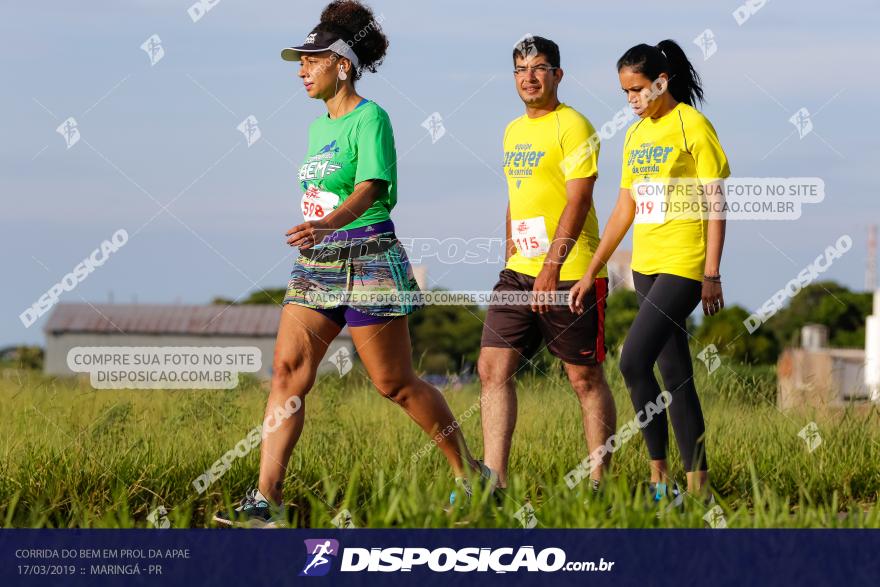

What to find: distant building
left=607, top=249, right=634, bottom=292
left=43, top=303, right=353, bottom=379
left=777, top=324, right=873, bottom=411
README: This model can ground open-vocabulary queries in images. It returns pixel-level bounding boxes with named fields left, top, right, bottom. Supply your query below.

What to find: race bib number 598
left=301, top=186, right=340, bottom=221
left=512, top=216, right=550, bottom=258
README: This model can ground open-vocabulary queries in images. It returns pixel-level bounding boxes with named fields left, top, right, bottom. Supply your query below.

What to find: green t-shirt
left=298, top=100, right=397, bottom=230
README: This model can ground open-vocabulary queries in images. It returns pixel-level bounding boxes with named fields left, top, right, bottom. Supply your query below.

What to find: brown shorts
left=480, top=269, right=607, bottom=366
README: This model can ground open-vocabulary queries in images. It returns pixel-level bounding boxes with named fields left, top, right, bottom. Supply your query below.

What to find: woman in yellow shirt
left=570, top=39, right=729, bottom=503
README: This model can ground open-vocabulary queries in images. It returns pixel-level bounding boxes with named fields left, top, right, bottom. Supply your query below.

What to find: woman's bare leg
left=258, top=304, right=342, bottom=504
left=350, top=316, right=480, bottom=477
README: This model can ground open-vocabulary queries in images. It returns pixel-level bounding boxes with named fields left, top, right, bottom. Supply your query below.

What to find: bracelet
left=703, top=274, right=722, bottom=283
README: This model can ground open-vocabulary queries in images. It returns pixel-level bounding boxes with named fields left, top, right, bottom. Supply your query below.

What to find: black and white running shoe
left=213, top=489, right=287, bottom=528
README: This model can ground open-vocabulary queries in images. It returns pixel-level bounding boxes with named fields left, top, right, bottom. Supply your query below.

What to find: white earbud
left=337, top=65, right=347, bottom=81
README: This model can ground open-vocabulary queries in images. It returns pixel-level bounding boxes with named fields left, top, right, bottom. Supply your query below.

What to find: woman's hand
left=286, top=219, right=334, bottom=249
left=568, top=275, right=595, bottom=314
left=702, top=279, right=724, bottom=316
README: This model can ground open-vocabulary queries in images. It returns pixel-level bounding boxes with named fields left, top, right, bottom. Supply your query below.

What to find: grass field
left=1, top=358, right=879, bottom=529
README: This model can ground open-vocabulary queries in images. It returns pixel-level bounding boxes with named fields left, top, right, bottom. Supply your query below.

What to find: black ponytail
left=616, top=39, right=704, bottom=107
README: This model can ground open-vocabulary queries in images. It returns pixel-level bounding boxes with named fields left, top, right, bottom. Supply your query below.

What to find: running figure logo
left=514, top=503, right=538, bottom=529
left=237, top=115, right=262, bottom=147
left=513, top=34, right=538, bottom=59
left=327, top=347, right=353, bottom=377
left=56, top=117, right=80, bottom=149
left=789, top=107, right=813, bottom=139
left=692, top=29, right=717, bottom=61
left=696, top=344, right=722, bottom=374
left=140, top=34, right=165, bottom=66
left=798, top=421, right=823, bottom=453
left=300, top=539, right=339, bottom=577
left=421, top=112, right=446, bottom=144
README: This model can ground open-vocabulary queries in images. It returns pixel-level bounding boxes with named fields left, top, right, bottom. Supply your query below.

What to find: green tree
left=694, top=305, right=778, bottom=364
left=765, top=281, right=871, bottom=349
left=212, top=288, right=287, bottom=306
left=408, top=301, right=486, bottom=374
left=3, top=346, right=45, bottom=370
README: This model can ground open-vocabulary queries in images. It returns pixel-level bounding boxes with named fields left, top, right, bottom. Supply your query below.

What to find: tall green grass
left=0, top=359, right=878, bottom=528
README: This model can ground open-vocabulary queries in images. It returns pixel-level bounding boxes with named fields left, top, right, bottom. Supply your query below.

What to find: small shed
left=43, top=303, right=353, bottom=379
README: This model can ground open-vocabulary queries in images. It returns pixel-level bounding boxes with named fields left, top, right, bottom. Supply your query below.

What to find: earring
left=338, top=66, right=347, bottom=81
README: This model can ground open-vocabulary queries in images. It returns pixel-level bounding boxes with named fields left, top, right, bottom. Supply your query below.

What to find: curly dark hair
left=315, top=0, right=388, bottom=80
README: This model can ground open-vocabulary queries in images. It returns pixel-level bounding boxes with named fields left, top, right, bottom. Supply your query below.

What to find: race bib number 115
left=512, top=216, right=550, bottom=258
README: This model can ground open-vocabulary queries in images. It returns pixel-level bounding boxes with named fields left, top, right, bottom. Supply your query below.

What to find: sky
left=2, top=0, right=879, bottom=347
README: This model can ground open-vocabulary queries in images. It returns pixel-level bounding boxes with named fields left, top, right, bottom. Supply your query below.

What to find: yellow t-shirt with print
left=620, top=102, right=730, bottom=282
left=503, top=103, right=606, bottom=281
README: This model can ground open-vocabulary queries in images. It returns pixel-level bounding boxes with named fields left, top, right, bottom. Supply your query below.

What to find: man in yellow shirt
left=479, top=36, right=617, bottom=492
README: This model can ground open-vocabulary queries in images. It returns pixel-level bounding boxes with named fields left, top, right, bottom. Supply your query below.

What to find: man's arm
left=542, top=176, right=596, bottom=270
left=532, top=176, right=596, bottom=312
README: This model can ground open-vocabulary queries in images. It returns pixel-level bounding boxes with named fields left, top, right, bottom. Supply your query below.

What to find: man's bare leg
left=478, top=347, right=522, bottom=488
left=562, top=362, right=617, bottom=483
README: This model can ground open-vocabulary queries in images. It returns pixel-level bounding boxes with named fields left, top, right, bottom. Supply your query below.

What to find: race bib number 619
left=633, top=181, right=666, bottom=224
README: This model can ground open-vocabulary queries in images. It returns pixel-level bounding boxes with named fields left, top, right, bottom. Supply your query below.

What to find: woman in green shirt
left=215, top=1, right=492, bottom=527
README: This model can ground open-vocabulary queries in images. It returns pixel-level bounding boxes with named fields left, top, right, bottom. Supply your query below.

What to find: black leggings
left=619, top=271, right=707, bottom=472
